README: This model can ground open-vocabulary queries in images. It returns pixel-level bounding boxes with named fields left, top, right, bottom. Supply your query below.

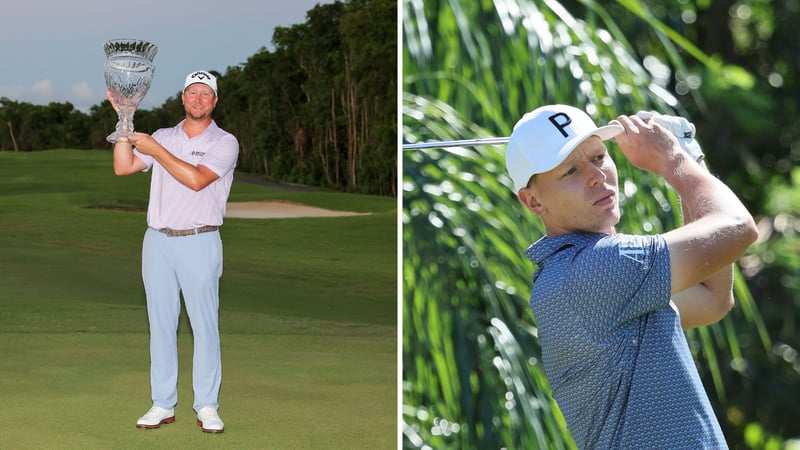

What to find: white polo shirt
left=134, top=120, right=239, bottom=230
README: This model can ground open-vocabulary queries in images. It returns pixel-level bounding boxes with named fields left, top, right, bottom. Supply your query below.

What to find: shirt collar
left=524, top=232, right=607, bottom=265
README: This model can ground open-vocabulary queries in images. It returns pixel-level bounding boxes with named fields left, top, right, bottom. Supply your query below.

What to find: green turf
left=0, top=149, right=398, bottom=449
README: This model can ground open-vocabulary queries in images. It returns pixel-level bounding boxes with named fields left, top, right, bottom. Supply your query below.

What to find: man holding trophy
left=106, top=40, right=239, bottom=434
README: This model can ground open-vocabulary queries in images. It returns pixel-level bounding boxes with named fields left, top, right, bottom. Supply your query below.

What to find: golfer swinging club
left=505, top=104, right=757, bottom=448
left=110, top=70, right=238, bottom=433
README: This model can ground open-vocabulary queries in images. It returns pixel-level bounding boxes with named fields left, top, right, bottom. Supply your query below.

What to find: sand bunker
left=224, top=200, right=370, bottom=219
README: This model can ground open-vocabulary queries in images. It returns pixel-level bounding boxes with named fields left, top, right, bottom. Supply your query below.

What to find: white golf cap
left=184, top=70, right=217, bottom=95
left=505, top=104, right=623, bottom=193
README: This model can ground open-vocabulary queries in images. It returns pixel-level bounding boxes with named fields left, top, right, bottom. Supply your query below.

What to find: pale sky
left=0, top=0, right=331, bottom=111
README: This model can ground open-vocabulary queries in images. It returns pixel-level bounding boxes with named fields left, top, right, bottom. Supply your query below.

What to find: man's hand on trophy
left=106, top=88, right=139, bottom=114
left=106, top=88, right=123, bottom=113
left=128, top=132, right=158, bottom=155
left=106, top=88, right=118, bottom=112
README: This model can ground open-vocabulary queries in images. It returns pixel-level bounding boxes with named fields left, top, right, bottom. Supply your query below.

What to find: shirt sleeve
left=132, top=148, right=154, bottom=171
left=567, top=234, right=672, bottom=330
left=132, top=128, right=168, bottom=172
left=198, top=134, right=239, bottom=177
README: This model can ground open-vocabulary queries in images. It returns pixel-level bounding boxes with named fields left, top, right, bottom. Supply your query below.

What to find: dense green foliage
left=0, top=149, right=396, bottom=448
left=0, top=0, right=396, bottom=197
left=402, top=0, right=799, bottom=448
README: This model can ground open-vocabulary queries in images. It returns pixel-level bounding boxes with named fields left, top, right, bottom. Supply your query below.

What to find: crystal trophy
left=103, top=39, right=158, bottom=143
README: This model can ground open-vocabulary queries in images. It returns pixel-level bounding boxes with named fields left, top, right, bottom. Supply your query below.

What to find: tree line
left=0, top=0, right=396, bottom=197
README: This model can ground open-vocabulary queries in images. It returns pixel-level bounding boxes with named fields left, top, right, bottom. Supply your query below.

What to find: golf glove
left=636, top=110, right=705, bottom=163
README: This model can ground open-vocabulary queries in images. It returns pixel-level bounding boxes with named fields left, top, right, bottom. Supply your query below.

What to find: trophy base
left=106, top=129, right=134, bottom=144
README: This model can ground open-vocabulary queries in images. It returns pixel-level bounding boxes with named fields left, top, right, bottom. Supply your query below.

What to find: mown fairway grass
left=0, top=150, right=397, bottom=449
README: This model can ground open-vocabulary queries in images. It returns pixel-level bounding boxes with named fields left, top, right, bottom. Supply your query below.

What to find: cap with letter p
left=184, top=70, right=217, bottom=96
left=505, top=104, right=623, bottom=194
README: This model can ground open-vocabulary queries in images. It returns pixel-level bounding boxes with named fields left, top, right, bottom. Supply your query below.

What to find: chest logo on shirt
left=192, top=150, right=206, bottom=157
left=619, top=242, right=645, bottom=264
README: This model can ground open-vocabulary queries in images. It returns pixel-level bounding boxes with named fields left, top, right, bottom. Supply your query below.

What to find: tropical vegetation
left=402, top=0, right=800, bottom=448
left=0, top=0, right=396, bottom=197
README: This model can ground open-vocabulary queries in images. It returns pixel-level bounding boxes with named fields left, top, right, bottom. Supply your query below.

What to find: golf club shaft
left=402, top=136, right=510, bottom=150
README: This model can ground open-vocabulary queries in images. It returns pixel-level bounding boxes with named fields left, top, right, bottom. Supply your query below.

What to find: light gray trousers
left=142, top=227, right=222, bottom=412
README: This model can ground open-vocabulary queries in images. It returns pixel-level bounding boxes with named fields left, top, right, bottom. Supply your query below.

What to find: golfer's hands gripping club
left=636, top=110, right=704, bottom=163
left=611, top=114, right=688, bottom=178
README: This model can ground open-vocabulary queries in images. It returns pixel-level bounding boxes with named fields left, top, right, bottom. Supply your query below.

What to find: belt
left=157, top=225, right=219, bottom=237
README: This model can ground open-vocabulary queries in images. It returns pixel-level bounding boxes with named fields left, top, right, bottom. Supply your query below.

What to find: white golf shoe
left=196, top=406, right=224, bottom=433
left=136, top=406, right=175, bottom=429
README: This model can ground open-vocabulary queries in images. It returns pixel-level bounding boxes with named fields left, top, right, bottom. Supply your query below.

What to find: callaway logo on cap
left=184, top=70, right=218, bottom=95
left=505, top=104, right=623, bottom=194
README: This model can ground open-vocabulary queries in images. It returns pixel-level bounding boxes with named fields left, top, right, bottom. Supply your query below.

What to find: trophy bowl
left=103, top=39, right=158, bottom=143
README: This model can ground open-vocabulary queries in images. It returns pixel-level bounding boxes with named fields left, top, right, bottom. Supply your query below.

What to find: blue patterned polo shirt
left=525, top=232, right=728, bottom=449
